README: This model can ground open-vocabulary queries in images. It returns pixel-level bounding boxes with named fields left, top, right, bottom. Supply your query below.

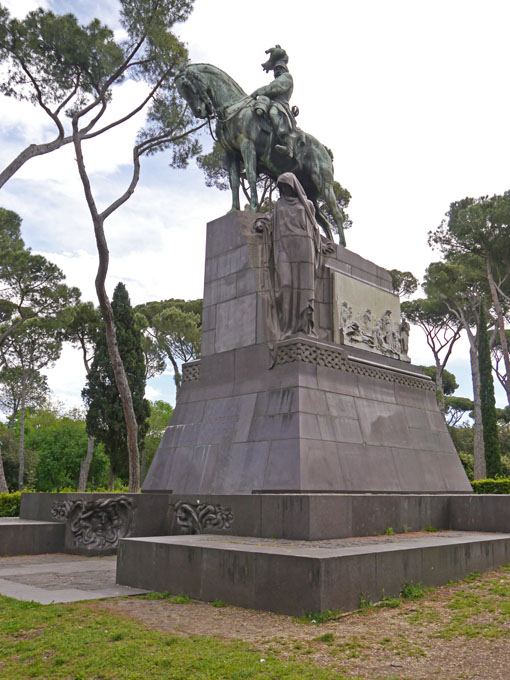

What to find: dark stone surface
left=143, top=211, right=471, bottom=495
left=0, top=519, right=65, bottom=556
left=117, top=531, right=510, bottom=616
left=19, top=493, right=171, bottom=556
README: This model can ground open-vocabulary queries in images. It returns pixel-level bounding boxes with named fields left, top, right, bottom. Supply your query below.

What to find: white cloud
left=3, top=0, right=510, bottom=410
left=3, top=0, right=49, bottom=17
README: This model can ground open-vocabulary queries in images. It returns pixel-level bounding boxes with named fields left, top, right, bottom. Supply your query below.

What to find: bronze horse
left=176, top=63, right=346, bottom=245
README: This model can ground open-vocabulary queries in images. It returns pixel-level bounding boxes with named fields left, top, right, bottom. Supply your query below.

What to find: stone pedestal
left=116, top=211, right=489, bottom=616
left=143, top=211, right=471, bottom=495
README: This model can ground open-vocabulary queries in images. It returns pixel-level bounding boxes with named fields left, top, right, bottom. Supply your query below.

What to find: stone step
left=117, top=530, right=510, bottom=616
left=0, top=518, right=65, bottom=556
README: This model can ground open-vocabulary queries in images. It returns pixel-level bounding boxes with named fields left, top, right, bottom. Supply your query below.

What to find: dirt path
left=91, top=565, right=510, bottom=679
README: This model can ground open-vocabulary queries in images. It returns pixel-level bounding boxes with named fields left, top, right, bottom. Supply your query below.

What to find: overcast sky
left=1, top=0, right=509, bottom=410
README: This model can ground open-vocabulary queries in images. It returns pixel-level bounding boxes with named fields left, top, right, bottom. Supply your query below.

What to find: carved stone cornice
left=181, top=339, right=434, bottom=391
left=274, top=337, right=435, bottom=391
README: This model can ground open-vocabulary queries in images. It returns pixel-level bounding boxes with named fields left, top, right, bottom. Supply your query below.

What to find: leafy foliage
left=445, top=396, right=474, bottom=427
left=26, top=406, right=109, bottom=491
left=83, top=283, right=150, bottom=480
left=144, top=400, right=173, bottom=471
left=472, top=479, right=510, bottom=494
left=0, top=208, right=79, bottom=353
left=0, top=491, right=21, bottom=517
left=389, top=269, right=419, bottom=299
left=136, top=298, right=201, bottom=396
left=478, top=304, right=502, bottom=477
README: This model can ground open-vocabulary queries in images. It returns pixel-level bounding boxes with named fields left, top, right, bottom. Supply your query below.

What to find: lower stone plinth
left=117, top=531, right=510, bottom=616
left=18, top=492, right=172, bottom=556
left=0, top=518, right=65, bottom=556
left=167, top=493, right=453, bottom=540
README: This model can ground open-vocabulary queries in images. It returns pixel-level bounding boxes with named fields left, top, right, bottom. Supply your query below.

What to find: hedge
left=0, top=492, right=21, bottom=517
left=472, top=479, right=510, bottom=494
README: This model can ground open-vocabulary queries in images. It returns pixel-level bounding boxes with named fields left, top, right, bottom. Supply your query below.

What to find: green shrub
left=0, top=491, right=21, bottom=517
left=472, top=478, right=510, bottom=494
left=458, top=451, right=474, bottom=481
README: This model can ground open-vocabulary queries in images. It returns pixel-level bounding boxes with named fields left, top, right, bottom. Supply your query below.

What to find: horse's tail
left=312, top=198, right=334, bottom=241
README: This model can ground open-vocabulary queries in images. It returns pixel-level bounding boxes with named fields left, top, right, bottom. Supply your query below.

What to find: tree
left=421, top=364, right=458, bottom=398
left=136, top=298, right=201, bottom=398
left=62, top=301, right=101, bottom=491
left=389, top=269, right=419, bottom=299
left=424, top=256, right=488, bottom=478
left=0, top=365, right=48, bottom=492
left=0, top=7, right=124, bottom=186
left=142, top=400, right=173, bottom=480
left=491, top=330, right=510, bottom=398
left=478, top=304, right=502, bottom=477
left=402, top=297, right=462, bottom=415
left=430, top=193, right=510, bottom=406
left=1, top=2, right=206, bottom=492
left=0, top=207, right=79, bottom=353
left=445, top=396, right=474, bottom=427
left=83, top=282, right=149, bottom=486
left=0, top=320, right=61, bottom=489
left=26, top=404, right=109, bottom=491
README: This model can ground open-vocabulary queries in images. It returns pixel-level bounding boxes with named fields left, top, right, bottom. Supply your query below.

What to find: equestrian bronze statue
left=176, top=46, right=346, bottom=245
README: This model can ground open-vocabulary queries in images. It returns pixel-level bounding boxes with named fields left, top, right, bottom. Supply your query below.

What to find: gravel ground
left=90, top=565, right=510, bottom=680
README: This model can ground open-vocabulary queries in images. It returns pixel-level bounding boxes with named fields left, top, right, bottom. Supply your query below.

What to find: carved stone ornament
left=339, top=304, right=408, bottom=361
left=332, top=271, right=411, bottom=363
left=173, top=500, right=233, bottom=535
left=182, top=360, right=200, bottom=382
left=51, top=500, right=73, bottom=521
left=274, top=338, right=434, bottom=391
left=51, top=496, right=135, bottom=549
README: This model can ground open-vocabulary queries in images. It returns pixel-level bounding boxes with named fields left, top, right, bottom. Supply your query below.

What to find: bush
left=0, top=491, right=21, bottom=517
left=458, top=451, right=474, bottom=481
left=472, top=478, right=510, bottom=494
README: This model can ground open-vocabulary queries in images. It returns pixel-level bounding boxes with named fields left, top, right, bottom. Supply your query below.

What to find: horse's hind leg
left=240, top=139, right=258, bottom=211
left=227, top=154, right=241, bottom=211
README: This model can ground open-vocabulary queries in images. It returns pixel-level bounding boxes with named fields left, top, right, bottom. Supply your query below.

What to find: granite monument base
left=143, top=211, right=471, bottom=496
left=3, top=492, right=172, bottom=557
left=117, top=530, right=510, bottom=616
left=116, top=492, right=510, bottom=614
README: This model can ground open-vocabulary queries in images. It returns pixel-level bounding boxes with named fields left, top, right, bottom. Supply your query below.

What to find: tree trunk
left=78, top=434, right=95, bottom=491
left=141, top=445, right=147, bottom=483
left=486, top=257, right=510, bottom=406
left=468, top=336, right=486, bottom=479
left=434, top=356, right=446, bottom=416
left=97, top=272, right=140, bottom=492
left=0, top=448, right=8, bottom=494
left=18, top=384, right=27, bottom=491
left=73, top=128, right=141, bottom=493
left=168, top=352, right=181, bottom=399
left=109, top=466, right=115, bottom=491
left=0, top=137, right=71, bottom=189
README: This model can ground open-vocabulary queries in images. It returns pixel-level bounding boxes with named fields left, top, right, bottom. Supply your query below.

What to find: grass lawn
left=2, top=565, right=510, bottom=679
left=0, top=595, right=355, bottom=680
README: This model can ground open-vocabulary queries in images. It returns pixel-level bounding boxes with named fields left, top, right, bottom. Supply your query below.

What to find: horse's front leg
left=323, top=182, right=346, bottom=246
left=227, top=153, right=241, bottom=211
left=240, top=139, right=258, bottom=211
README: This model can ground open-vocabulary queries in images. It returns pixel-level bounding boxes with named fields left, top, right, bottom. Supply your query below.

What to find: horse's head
left=176, top=67, right=214, bottom=119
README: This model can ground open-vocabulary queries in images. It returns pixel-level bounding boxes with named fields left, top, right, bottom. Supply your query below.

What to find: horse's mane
left=186, top=63, right=247, bottom=98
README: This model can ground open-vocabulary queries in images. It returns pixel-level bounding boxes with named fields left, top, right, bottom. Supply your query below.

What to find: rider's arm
left=251, top=73, right=292, bottom=98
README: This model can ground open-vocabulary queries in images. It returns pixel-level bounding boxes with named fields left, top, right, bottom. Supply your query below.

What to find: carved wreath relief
left=173, top=500, right=233, bottom=535
left=51, top=496, right=134, bottom=549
